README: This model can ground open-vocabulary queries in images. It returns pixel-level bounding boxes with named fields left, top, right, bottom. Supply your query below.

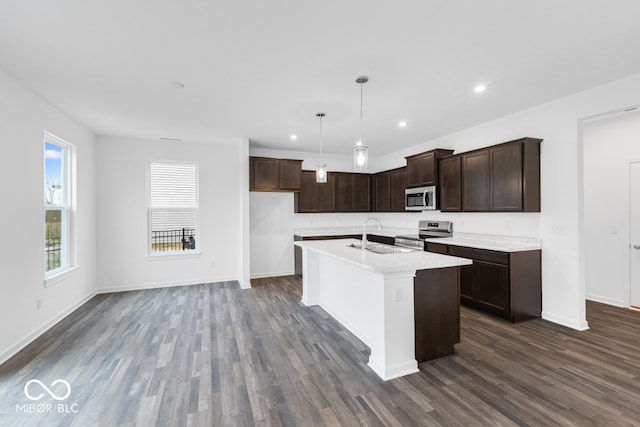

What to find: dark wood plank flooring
left=1, top=276, right=639, bottom=426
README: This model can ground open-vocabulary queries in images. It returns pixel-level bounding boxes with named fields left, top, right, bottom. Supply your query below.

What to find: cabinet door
left=462, top=150, right=489, bottom=211
left=296, top=171, right=318, bottom=212
left=458, top=263, right=476, bottom=304
left=374, top=172, right=390, bottom=212
left=439, top=156, right=462, bottom=212
left=490, top=143, right=522, bottom=211
left=476, top=261, right=509, bottom=315
left=407, top=152, right=436, bottom=187
left=390, top=167, right=408, bottom=212
left=335, top=173, right=354, bottom=212
left=251, top=157, right=279, bottom=190
left=317, top=172, right=336, bottom=212
left=279, top=159, right=302, bottom=190
left=353, top=174, right=371, bottom=211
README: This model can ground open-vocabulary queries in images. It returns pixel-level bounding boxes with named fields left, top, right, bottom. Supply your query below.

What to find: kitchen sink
left=346, top=242, right=416, bottom=254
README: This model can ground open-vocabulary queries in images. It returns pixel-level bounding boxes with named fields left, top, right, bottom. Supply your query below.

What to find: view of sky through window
left=44, top=141, right=62, bottom=205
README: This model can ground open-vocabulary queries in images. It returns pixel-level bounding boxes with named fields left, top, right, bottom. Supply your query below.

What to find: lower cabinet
left=426, top=243, right=541, bottom=322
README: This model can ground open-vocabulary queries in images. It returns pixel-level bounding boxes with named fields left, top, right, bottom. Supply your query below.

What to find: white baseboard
left=95, top=275, right=239, bottom=294
left=585, top=293, right=625, bottom=307
left=542, top=310, right=589, bottom=331
left=0, top=291, right=97, bottom=366
left=250, top=270, right=295, bottom=279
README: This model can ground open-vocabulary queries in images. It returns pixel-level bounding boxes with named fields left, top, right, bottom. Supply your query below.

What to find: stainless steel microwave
left=405, top=186, right=436, bottom=211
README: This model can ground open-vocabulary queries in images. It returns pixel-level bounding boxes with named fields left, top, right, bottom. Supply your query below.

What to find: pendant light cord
left=360, top=80, right=364, bottom=145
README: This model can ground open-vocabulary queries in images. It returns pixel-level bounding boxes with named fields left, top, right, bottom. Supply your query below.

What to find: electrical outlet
left=393, top=289, right=402, bottom=302
left=36, top=299, right=42, bottom=310
left=549, top=224, right=567, bottom=235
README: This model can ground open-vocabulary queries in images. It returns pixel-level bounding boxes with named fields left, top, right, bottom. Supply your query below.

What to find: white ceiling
left=1, top=1, right=640, bottom=156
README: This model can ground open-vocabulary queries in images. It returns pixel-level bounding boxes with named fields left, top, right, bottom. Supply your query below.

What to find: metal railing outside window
left=151, top=228, right=196, bottom=252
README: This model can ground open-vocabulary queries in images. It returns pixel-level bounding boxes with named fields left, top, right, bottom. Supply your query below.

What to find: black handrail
left=151, top=228, right=196, bottom=252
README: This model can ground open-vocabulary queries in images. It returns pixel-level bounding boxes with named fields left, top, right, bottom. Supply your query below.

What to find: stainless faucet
left=362, top=216, right=382, bottom=250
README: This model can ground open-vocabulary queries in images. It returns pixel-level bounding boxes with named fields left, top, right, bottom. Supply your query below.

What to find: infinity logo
left=24, top=379, right=71, bottom=401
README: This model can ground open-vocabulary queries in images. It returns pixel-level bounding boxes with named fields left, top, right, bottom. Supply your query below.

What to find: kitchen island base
left=298, top=241, right=465, bottom=381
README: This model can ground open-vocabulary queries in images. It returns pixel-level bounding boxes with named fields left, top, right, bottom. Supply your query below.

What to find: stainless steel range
left=395, top=220, right=452, bottom=250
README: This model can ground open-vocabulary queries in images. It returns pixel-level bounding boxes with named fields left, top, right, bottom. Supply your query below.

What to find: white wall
left=249, top=72, right=640, bottom=330
left=583, top=108, right=640, bottom=306
left=96, top=136, right=244, bottom=291
left=0, top=68, right=97, bottom=364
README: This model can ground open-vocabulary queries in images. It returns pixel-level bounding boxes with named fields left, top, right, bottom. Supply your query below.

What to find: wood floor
left=1, top=276, right=639, bottom=426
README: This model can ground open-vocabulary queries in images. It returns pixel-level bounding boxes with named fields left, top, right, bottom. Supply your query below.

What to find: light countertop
left=425, top=233, right=541, bottom=252
left=294, top=238, right=472, bottom=274
left=294, top=227, right=541, bottom=253
left=294, top=226, right=413, bottom=239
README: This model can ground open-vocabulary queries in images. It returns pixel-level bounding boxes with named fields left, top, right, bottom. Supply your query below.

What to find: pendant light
left=354, top=75, right=369, bottom=172
left=315, top=112, right=327, bottom=183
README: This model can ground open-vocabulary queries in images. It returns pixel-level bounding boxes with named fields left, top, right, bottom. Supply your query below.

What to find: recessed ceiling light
left=398, top=120, right=407, bottom=128
left=290, top=134, right=298, bottom=141
left=474, top=84, right=487, bottom=93
left=171, top=81, right=185, bottom=89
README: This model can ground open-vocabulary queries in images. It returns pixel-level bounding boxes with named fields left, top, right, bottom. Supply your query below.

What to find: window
left=44, top=132, right=74, bottom=278
left=148, top=161, right=198, bottom=255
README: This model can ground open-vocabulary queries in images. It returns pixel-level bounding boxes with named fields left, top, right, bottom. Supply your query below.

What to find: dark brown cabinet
left=374, top=167, right=407, bottom=212
left=426, top=243, right=541, bottom=322
left=461, top=150, right=490, bottom=211
left=440, top=137, right=541, bottom=212
left=406, top=149, right=454, bottom=188
left=390, top=167, right=408, bottom=212
left=335, top=173, right=371, bottom=212
left=374, top=172, right=390, bottom=212
left=295, top=170, right=336, bottom=213
left=439, top=156, right=462, bottom=212
left=279, top=159, right=303, bottom=190
left=250, top=157, right=302, bottom=191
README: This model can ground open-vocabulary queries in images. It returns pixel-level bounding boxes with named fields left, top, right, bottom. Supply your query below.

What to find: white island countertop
left=295, top=238, right=471, bottom=274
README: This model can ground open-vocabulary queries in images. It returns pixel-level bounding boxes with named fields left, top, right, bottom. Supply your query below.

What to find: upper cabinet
left=439, top=155, right=462, bottom=212
left=294, top=171, right=336, bottom=213
left=335, top=172, right=371, bottom=212
left=374, top=167, right=407, bottom=212
left=250, top=157, right=302, bottom=192
left=440, top=137, right=542, bottom=212
left=405, top=149, right=454, bottom=187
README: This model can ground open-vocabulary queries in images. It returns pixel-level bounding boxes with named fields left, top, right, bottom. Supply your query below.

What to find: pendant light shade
left=354, top=76, right=369, bottom=172
left=354, top=143, right=368, bottom=171
left=315, top=112, right=327, bottom=183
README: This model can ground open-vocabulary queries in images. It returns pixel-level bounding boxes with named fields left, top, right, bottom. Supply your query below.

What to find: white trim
left=95, top=275, right=239, bottom=294
left=542, top=310, right=589, bottom=331
left=0, top=290, right=96, bottom=366
left=147, top=251, right=202, bottom=261
left=250, top=270, right=295, bottom=279
left=43, top=265, right=78, bottom=288
left=586, top=294, right=625, bottom=307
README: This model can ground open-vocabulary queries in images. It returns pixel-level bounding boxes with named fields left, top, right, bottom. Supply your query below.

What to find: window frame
left=44, top=131, right=76, bottom=286
left=147, top=159, right=200, bottom=258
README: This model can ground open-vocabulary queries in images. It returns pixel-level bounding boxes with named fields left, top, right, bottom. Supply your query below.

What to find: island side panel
left=414, top=267, right=461, bottom=363
left=305, top=251, right=419, bottom=381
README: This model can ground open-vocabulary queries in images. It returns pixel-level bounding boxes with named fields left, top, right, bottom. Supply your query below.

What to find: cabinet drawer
left=426, top=242, right=448, bottom=254
left=448, top=245, right=508, bottom=265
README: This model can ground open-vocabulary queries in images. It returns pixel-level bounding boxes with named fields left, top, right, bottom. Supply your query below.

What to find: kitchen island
left=294, top=238, right=472, bottom=381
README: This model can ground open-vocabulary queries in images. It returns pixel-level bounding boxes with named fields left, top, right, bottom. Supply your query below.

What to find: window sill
left=147, top=251, right=201, bottom=261
left=44, top=266, right=78, bottom=288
